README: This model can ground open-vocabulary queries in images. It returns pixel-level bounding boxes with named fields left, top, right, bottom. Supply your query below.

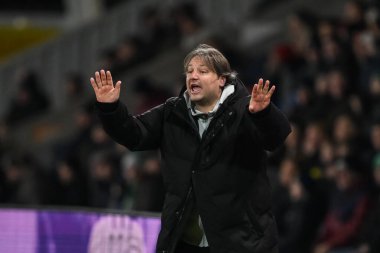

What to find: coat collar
left=183, top=84, right=235, bottom=117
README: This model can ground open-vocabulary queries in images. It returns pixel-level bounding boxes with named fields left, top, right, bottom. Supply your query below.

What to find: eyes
left=186, top=68, right=210, bottom=75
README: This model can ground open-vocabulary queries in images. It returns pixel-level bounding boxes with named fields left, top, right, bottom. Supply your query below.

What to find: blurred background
left=0, top=0, right=380, bottom=252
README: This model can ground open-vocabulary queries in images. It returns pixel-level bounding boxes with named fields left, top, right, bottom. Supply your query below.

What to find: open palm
left=249, top=78, right=275, bottom=113
left=90, top=70, right=121, bottom=103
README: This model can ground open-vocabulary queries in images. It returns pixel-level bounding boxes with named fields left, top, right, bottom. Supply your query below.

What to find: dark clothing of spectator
left=274, top=185, right=310, bottom=253
left=357, top=190, right=380, bottom=253
left=316, top=185, right=368, bottom=249
left=6, top=71, right=50, bottom=125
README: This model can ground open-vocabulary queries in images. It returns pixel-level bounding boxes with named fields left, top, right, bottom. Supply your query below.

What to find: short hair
left=184, top=44, right=237, bottom=83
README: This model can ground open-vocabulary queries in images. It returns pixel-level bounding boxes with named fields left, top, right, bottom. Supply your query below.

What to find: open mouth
left=190, top=84, right=201, bottom=94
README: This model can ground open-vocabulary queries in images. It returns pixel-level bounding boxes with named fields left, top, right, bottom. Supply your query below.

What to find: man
left=90, top=44, right=291, bottom=253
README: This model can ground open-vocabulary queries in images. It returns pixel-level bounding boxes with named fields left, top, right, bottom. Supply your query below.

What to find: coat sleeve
left=95, top=99, right=167, bottom=151
left=246, top=102, right=291, bottom=151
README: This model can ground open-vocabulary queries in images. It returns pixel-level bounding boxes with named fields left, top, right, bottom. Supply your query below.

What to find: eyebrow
left=187, top=64, right=208, bottom=68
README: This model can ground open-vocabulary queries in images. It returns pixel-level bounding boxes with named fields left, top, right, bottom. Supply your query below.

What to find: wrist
left=249, top=103, right=271, bottom=117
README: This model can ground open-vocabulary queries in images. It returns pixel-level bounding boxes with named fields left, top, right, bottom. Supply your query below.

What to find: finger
left=266, top=85, right=276, bottom=99
left=100, top=69, right=107, bottom=86
left=263, top=80, right=270, bottom=93
left=90, top=77, right=98, bottom=90
left=106, top=71, right=113, bottom=87
left=95, top=71, right=102, bottom=88
left=257, top=78, right=263, bottom=92
left=115, top=80, right=122, bottom=92
left=251, top=83, right=258, bottom=96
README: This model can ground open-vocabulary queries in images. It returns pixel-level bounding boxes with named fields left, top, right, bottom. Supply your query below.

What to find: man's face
left=186, top=56, right=225, bottom=111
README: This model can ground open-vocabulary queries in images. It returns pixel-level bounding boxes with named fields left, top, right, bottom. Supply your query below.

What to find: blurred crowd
left=1, top=0, right=131, bottom=12
left=1, top=1, right=380, bottom=253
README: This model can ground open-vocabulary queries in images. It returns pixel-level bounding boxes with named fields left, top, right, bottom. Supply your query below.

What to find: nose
left=189, top=70, right=199, bottom=80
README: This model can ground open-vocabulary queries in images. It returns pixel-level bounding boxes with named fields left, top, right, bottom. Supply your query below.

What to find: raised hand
left=248, top=78, right=275, bottom=113
left=90, top=70, right=121, bottom=103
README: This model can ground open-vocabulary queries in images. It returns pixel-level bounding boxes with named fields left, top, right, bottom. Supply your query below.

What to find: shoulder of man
left=164, top=96, right=187, bottom=109
left=164, top=96, right=180, bottom=105
left=161, top=97, right=180, bottom=117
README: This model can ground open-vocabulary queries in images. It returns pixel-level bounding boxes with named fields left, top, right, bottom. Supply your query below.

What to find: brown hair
left=184, top=44, right=237, bottom=83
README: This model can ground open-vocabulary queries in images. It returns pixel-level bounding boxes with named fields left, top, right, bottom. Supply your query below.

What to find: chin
left=189, top=95, right=203, bottom=102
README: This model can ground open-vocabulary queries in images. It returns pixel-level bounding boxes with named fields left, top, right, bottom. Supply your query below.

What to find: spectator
left=64, top=72, right=86, bottom=106
left=331, top=113, right=358, bottom=157
left=131, top=76, right=171, bottom=114
left=138, top=6, right=179, bottom=52
left=111, top=36, right=146, bottom=75
left=119, top=151, right=139, bottom=210
left=273, top=157, right=310, bottom=253
left=119, top=150, right=165, bottom=212
left=355, top=153, right=380, bottom=253
left=352, top=31, right=380, bottom=96
left=88, top=151, right=123, bottom=208
left=5, top=70, right=50, bottom=125
left=312, top=156, right=369, bottom=253
left=340, top=0, right=366, bottom=40
left=48, top=157, right=88, bottom=206
left=367, top=75, right=380, bottom=121
left=132, top=152, right=164, bottom=212
left=0, top=154, right=43, bottom=205
left=172, top=2, right=211, bottom=50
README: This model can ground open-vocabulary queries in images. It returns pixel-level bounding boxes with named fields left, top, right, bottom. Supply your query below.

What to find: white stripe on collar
left=183, top=84, right=235, bottom=116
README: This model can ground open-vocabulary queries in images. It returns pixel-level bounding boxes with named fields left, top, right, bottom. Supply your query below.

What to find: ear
left=219, top=76, right=226, bottom=88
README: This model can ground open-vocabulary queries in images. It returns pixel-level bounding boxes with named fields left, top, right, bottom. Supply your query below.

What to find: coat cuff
left=96, top=101, right=119, bottom=113
left=249, top=103, right=272, bottom=118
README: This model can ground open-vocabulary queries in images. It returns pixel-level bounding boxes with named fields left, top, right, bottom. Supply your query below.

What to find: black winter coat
left=96, top=80, right=291, bottom=253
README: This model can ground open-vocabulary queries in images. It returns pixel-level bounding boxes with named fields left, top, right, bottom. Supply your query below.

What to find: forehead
left=187, top=56, right=208, bottom=67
